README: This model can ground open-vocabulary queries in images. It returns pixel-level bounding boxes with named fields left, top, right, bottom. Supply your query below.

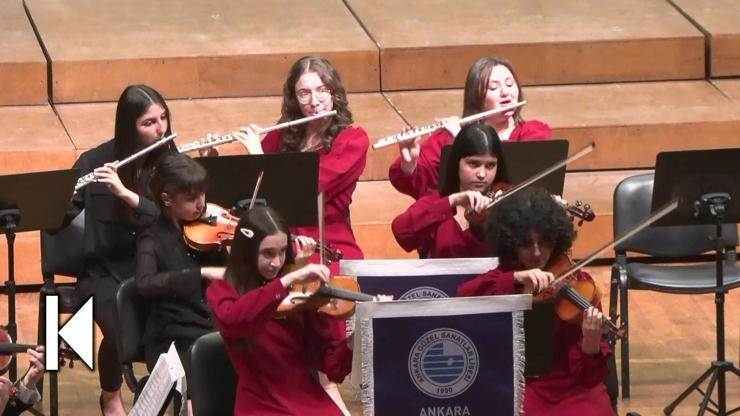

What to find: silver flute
left=372, top=101, right=526, bottom=150
left=74, top=133, right=178, bottom=192
left=177, top=110, right=337, bottom=153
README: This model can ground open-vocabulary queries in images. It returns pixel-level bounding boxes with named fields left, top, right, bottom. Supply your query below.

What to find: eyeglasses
left=296, top=86, right=332, bottom=104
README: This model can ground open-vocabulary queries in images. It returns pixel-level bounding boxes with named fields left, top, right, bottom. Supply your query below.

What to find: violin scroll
left=562, top=199, right=595, bottom=225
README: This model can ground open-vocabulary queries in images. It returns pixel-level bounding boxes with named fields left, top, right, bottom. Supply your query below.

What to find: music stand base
left=663, top=360, right=740, bottom=415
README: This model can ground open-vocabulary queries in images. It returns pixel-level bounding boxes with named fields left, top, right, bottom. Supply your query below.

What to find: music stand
left=651, top=148, right=740, bottom=415
left=0, top=169, right=79, bottom=380
left=196, top=153, right=319, bottom=227
left=439, top=139, right=570, bottom=195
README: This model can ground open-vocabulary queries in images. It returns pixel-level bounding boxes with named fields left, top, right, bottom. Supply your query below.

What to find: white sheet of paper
left=129, top=342, right=187, bottom=416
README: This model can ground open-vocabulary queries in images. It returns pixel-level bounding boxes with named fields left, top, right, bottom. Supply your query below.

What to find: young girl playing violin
left=457, top=187, right=614, bottom=416
left=135, top=152, right=229, bottom=412
left=391, top=123, right=508, bottom=258
left=56, top=84, right=175, bottom=415
left=207, top=205, right=360, bottom=416
left=389, top=56, right=551, bottom=199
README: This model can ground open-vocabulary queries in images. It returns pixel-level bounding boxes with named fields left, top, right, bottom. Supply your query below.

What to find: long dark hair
left=225, top=206, right=295, bottom=295
left=486, top=187, right=575, bottom=264
left=278, top=56, right=353, bottom=152
left=440, top=124, right=508, bottom=196
left=149, top=153, right=208, bottom=219
left=113, top=84, right=175, bottom=195
left=462, top=56, right=524, bottom=124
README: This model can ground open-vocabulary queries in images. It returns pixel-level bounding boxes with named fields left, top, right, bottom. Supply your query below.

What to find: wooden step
left=672, top=0, right=740, bottom=76
left=351, top=170, right=651, bottom=260
left=715, top=79, right=740, bottom=103
left=0, top=105, right=75, bottom=175
left=26, top=0, right=378, bottom=102
left=382, top=80, right=740, bottom=171
left=0, top=1, right=47, bottom=105
left=0, top=104, right=75, bottom=286
left=346, top=0, right=704, bottom=90
left=56, top=93, right=407, bottom=180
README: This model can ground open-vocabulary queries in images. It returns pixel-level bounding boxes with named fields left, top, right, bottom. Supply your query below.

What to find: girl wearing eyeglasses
left=232, top=56, right=367, bottom=414
left=233, top=56, right=366, bottom=275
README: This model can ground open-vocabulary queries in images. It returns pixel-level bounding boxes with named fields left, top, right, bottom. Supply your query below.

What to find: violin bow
left=318, top=192, right=325, bottom=266
left=549, top=199, right=679, bottom=287
left=248, top=170, right=265, bottom=211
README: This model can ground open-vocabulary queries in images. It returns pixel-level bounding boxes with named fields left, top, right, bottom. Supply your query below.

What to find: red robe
left=262, top=127, right=368, bottom=275
left=207, top=278, right=352, bottom=416
left=457, top=265, right=615, bottom=416
left=391, top=191, right=489, bottom=258
left=389, top=120, right=552, bottom=199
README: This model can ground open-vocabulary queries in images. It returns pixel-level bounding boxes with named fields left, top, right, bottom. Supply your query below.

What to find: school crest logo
left=400, top=286, right=449, bottom=300
left=408, top=328, right=479, bottom=399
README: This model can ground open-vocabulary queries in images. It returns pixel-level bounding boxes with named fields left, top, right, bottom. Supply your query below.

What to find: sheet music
left=129, top=343, right=187, bottom=416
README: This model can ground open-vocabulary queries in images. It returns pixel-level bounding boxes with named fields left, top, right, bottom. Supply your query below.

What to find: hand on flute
left=235, top=124, right=264, bottom=155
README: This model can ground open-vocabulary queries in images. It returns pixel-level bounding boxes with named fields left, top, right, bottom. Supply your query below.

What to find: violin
left=530, top=255, right=625, bottom=339
left=464, top=183, right=596, bottom=226
left=183, top=203, right=239, bottom=251
left=0, top=328, right=37, bottom=375
left=291, top=236, right=344, bottom=266
left=275, top=267, right=375, bottom=319
left=463, top=142, right=597, bottom=224
left=183, top=203, right=344, bottom=264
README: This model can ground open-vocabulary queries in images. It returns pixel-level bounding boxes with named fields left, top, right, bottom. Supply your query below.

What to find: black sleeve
left=50, top=153, right=92, bottom=233
left=135, top=233, right=203, bottom=299
left=133, top=196, right=160, bottom=227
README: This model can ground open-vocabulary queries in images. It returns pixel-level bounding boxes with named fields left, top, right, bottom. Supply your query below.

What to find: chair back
left=190, top=332, right=237, bottom=416
left=41, top=209, right=86, bottom=278
left=115, top=277, right=150, bottom=391
left=613, top=173, right=738, bottom=256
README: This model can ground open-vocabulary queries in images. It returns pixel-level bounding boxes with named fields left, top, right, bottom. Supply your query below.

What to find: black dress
left=135, top=214, right=228, bottom=378
left=58, top=138, right=160, bottom=392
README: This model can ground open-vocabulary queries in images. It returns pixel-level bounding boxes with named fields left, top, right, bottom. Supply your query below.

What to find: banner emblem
left=400, top=286, right=448, bottom=300
left=408, top=328, right=479, bottom=399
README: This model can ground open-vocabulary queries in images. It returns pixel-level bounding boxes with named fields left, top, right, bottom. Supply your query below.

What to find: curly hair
left=486, top=187, right=575, bottom=263
left=278, top=56, right=353, bottom=152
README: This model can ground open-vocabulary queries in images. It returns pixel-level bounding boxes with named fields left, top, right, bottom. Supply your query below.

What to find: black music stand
left=0, top=169, right=79, bottom=380
left=651, top=148, right=740, bottom=415
left=196, top=152, right=319, bottom=227
left=439, top=139, right=570, bottom=195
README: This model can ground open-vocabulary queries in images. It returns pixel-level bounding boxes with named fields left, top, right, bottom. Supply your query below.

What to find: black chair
left=114, top=277, right=151, bottom=398
left=37, top=209, right=86, bottom=416
left=610, top=173, right=739, bottom=398
left=189, top=332, right=237, bottom=416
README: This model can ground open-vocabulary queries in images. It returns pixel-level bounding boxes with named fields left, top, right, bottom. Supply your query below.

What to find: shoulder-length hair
left=462, top=56, right=524, bottom=124
left=113, top=84, right=175, bottom=194
left=440, top=124, right=509, bottom=196
left=278, top=56, right=353, bottom=152
left=225, top=206, right=296, bottom=295
left=149, top=153, right=208, bottom=216
left=486, top=187, right=575, bottom=264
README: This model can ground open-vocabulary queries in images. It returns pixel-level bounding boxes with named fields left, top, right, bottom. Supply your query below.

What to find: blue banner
left=340, top=258, right=498, bottom=300
left=352, top=296, right=530, bottom=416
